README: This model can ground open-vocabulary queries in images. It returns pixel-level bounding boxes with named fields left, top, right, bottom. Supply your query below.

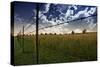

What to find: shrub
left=82, top=29, right=87, bottom=34
left=40, top=33, right=43, bottom=35
left=45, top=33, right=47, bottom=35
left=54, top=33, right=57, bottom=35
left=71, top=31, right=75, bottom=34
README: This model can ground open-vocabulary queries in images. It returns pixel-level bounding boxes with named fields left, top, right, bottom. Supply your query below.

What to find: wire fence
left=25, top=14, right=97, bottom=35
left=15, top=6, right=97, bottom=64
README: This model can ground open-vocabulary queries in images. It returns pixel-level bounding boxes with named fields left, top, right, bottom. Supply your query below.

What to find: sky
left=13, top=1, right=97, bottom=36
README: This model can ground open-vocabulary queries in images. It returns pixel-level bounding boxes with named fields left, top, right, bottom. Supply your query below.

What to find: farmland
left=14, top=32, right=97, bottom=65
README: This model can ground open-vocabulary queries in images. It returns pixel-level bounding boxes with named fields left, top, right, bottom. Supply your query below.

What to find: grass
left=14, top=32, right=97, bottom=65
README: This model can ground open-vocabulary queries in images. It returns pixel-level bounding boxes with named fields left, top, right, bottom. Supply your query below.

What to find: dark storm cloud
left=14, top=2, right=97, bottom=35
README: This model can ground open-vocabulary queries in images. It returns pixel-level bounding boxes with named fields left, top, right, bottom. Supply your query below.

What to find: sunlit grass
left=14, top=32, right=97, bottom=65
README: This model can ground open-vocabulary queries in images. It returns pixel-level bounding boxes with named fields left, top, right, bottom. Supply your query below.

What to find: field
left=14, top=32, right=97, bottom=65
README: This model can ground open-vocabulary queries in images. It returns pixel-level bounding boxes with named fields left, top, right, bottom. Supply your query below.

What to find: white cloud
left=72, top=7, right=96, bottom=21
left=88, top=22, right=96, bottom=29
left=65, top=8, right=71, bottom=17
left=38, top=5, right=97, bottom=34
left=39, top=12, right=47, bottom=22
left=72, top=7, right=89, bottom=20
left=38, top=11, right=69, bottom=34
left=73, top=5, right=78, bottom=10
left=74, top=29, right=82, bottom=33
left=88, top=7, right=96, bottom=15
left=41, top=26, right=65, bottom=34
left=43, top=4, right=50, bottom=13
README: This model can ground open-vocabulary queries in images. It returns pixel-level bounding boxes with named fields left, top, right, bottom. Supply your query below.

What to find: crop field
left=14, top=32, right=97, bottom=65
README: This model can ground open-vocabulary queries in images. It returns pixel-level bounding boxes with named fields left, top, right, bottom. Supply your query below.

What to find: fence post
left=22, top=25, right=24, bottom=53
left=36, top=3, right=39, bottom=64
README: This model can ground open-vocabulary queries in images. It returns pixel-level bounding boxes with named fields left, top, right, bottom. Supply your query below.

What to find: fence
left=15, top=3, right=97, bottom=64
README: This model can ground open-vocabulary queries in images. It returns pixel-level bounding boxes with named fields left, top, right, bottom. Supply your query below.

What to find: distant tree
left=82, top=29, right=87, bottom=34
left=29, top=34, right=31, bottom=36
left=45, top=33, right=47, bottom=35
left=71, top=31, right=75, bottom=34
left=54, top=33, right=56, bottom=35
left=49, top=33, right=52, bottom=35
left=40, top=33, right=43, bottom=35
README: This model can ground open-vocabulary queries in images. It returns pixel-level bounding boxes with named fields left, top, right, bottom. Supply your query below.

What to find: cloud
left=14, top=14, right=24, bottom=35
left=38, top=9, right=70, bottom=34
left=43, top=4, right=50, bottom=13
left=87, top=17, right=97, bottom=30
left=87, top=7, right=96, bottom=15
left=14, top=13, right=37, bottom=35
left=59, top=5, right=91, bottom=22
left=14, top=4, right=97, bottom=35
left=14, top=14, right=24, bottom=24
left=39, top=24, right=69, bottom=34
left=72, top=5, right=78, bottom=10
left=68, top=5, right=78, bottom=10
left=74, top=29, right=82, bottom=33
left=72, top=7, right=89, bottom=20
left=39, top=5, right=97, bottom=34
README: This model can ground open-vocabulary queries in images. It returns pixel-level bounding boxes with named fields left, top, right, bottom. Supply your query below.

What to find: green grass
left=14, top=32, right=97, bottom=65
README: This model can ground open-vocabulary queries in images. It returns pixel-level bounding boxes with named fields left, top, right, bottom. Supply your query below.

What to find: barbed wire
left=26, top=14, right=97, bottom=35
